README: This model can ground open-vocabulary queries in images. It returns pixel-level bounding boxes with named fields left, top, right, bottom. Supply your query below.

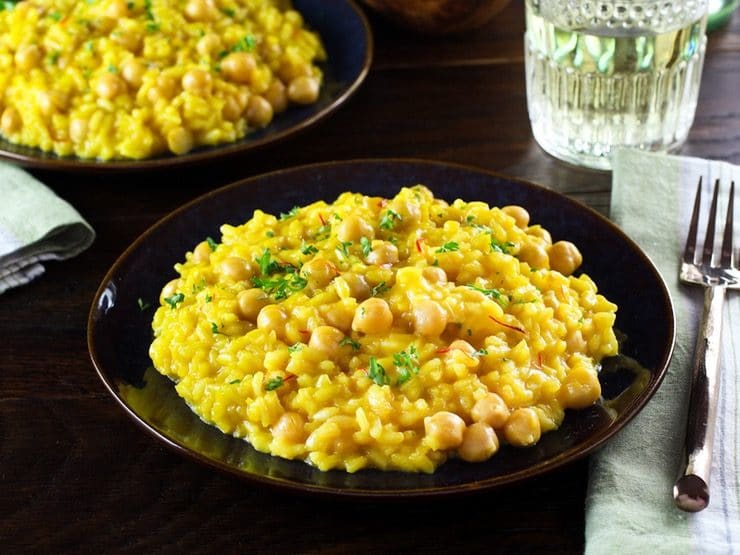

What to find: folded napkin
left=585, top=150, right=739, bottom=553
left=0, top=163, right=95, bottom=294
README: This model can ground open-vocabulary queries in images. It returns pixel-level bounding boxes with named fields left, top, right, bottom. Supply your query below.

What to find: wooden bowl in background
left=358, top=0, right=512, bottom=35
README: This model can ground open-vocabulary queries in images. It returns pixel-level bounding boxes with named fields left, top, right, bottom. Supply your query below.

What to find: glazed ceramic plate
left=88, top=159, right=675, bottom=497
left=0, top=0, right=372, bottom=172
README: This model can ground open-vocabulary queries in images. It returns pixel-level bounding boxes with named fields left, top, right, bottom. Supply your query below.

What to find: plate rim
left=87, top=157, right=677, bottom=498
left=0, top=0, right=373, bottom=173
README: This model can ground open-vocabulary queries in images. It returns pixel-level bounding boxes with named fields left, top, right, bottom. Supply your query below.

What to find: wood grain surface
left=2, top=3, right=739, bottom=553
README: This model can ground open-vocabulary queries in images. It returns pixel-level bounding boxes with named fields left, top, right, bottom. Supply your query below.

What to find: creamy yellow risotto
left=149, top=186, right=619, bottom=473
left=0, top=0, right=325, bottom=159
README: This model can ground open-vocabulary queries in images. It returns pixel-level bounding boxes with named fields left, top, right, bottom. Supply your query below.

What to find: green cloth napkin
left=585, top=150, right=739, bottom=553
left=0, top=163, right=95, bottom=294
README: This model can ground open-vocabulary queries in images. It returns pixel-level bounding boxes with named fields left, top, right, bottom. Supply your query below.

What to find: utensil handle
left=673, top=285, right=726, bottom=512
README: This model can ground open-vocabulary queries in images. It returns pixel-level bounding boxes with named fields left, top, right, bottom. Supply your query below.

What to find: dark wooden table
left=3, top=3, right=739, bottom=553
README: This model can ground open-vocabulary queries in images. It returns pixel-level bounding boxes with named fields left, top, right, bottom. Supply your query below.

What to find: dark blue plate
left=88, top=159, right=676, bottom=497
left=0, top=0, right=372, bottom=172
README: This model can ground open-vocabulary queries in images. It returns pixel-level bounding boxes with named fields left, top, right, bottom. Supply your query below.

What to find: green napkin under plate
left=585, top=150, right=739, bottom=553
left=0, top=163, right=95, bottom=294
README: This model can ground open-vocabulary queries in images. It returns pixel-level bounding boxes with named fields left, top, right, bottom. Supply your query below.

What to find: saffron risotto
left=0, top=0, right=325, bottom=159
left=149, top=186, right=619, bottom=473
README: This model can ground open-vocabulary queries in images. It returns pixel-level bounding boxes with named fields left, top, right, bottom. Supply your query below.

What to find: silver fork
left=673, top=177, right=738, bottom=512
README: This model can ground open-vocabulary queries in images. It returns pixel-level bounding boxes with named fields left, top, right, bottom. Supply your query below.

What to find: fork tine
left=701, top=178, right=721, bottom=266
left=720, top=181, right=735, bottom=268
left=683, top=177, right=703, bottom=264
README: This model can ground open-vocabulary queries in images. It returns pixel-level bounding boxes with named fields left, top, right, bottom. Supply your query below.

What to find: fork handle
left=673, top=285, right=726, bottom=512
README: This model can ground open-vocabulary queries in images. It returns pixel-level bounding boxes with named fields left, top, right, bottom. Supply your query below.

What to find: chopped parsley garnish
left=332, top=213, right=343, bottom=221
left=473, top=348, right=489, bottom=357
left=252, top=274, right=307, bottom=300
left=255, top=249, right=294, bottom=277
left=360, top=236, right=372, bottom=257
left=145, top=21, right=160, bottom=32
left=191, top=277, right=206, bottom=293
left=465, top=214, right=476, bottom=224
left=228, top=379, right=241, bottom=385
left=137, top=298, right=150, bottom=311
left=48, top=51, right=60, bottom=65
left=206, top=236, right=218, bottom=251
left=221, top=7, right=235, bottom=17
left=466, top=284, right=508, bottom=306
left=368, top=356, right=390, bottom=386
left=85, top=41, right=94, bottom=52
left=265, top=376, right=284, bottom=391
left=107, top=64, right=117, bottom=73
left=491, top=238, right=515, bottom=254
left=379, top=209, right=401, bottom=230
left=231, top=34, right=256, bottom=52
left=0, top=1, right=18, bottom=11
left=211, top=322, right=221, bottom=334
left=371, top=281, right=389, bottom=297
left=340, top=336, right=361, bottom=351
left=337, top=241, right=352, bottom=258
left=164, top=292, right=184, bottom=308
left=436, top=241, right=459, bottom=253
left=48, top=11, right=62, bottom=21
left=266, top=231, right=274, bottom=237
left=205, top=293, right=213, bottom=303
left=316, top=223, right=331, bottom=238
left=279, top=206, right=300, bottom=220
left=300, top=241, right=319, bottom=255
left=127, top=1, right=135, bottom=9
left=393, top=346, right=419, bottom=385
left=288, top=342, right=304, bottom=353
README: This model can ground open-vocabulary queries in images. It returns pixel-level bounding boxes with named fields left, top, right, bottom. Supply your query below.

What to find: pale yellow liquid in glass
left=525, top=1, right=707, bottom=170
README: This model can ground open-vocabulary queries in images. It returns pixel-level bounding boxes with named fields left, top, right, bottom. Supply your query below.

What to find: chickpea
left=366, top=241, right=399, bottom=266
left=458, top=422, right=499, bottom=462
left=264, top=80, right=288, bottom=114
left=301, top=258, right=336, bottom=289
left=390, top=198, right=422, bottom=228
left=517, top=240, right=550, bottom=270
left=191, top=241, right=211, bottom=263
left=196, top=33, right=222, bottom=58
left=341, top=272, right=371, bottom=300
left=278, top=60, right=311, bottom=82
left=68, top=118, right=87, bottom=143
left=548, top=240, right=583, bottom=276
left=272, top=412, right=306, bottom=443
left=95, top=72, right=123, bottom=100
left=471, top=392, right=510, bottom=428
left=526, top=224, right=552, bottom=246
left=182, top=68, right=212, bottom=95
left=106, top=0, right=129, bottom=18
left=166, top=126, right=194, bottom=155
left=336, top=214, right=374, bottom=243
left=120, top=59, right=145, bottom=89
left=352, top=297, right=393, bottom=335
left=308, top=326, right=345, bottom=359
left=256, top=304, right=288, bottom=334
left=1, top=107, right=21, bottom=134
left=219, top=256, right=253, bottom=281
left=184, top=0, right=216, bottom=21
left=222, top=95, right=243, bottom=121
left=148, top=74, right=178, bottom=103
left=448, top=339, right=476, bottom=356
left=287, top=75, right=320, bottom=105
left=502, top=205, right=530, bottom=228
left=246, top=95, right=273, bottom=128
left=14, top=44, right=41, bottom=71
left=503, top=408, right=541, bottom=447
left=424, top=411, right=466, bottom=450
left=36, top=91, right=57, bottom=116
left=237, top=288, right=271, bottom=321
left=221, top=52, right=257, bottom=84
left=112, top=29, right=142, bottom=53
left=559, top=365, right=601, bottom=409
left=422, top=266, right=447, bottom=284
left=160, top=279, right=179, bottom=302
left=412, top=299, right=448, bottom=337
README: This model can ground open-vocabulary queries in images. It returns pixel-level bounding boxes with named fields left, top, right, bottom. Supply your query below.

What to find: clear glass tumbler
left=524, top=0, right=709, bottom=170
